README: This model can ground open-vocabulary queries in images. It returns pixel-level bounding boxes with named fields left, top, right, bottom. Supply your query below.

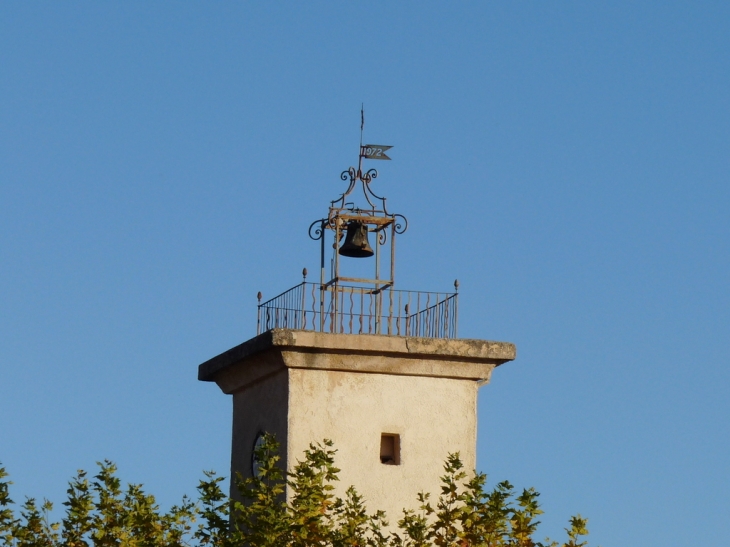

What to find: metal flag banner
left=360, top=144, right=393, bottom=160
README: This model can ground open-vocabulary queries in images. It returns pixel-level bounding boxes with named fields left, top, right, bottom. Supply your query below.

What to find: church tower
left=198, top=131, right=516, bottom=520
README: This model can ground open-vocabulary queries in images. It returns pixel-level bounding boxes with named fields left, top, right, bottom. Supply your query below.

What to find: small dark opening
left=380, top=433, right=400, bottom=465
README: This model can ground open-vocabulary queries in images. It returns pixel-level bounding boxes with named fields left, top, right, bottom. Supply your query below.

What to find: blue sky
left=1, top=3, right=728, bottom=545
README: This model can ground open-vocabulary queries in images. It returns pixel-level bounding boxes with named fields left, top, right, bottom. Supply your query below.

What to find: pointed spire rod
left=359, top=104, right=364, bottom=173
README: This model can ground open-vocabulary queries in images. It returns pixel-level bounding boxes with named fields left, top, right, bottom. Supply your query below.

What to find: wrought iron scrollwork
left=308, top=219, right=326, bottom=240
left=332, top=169, right=357, bottom=208
left=332, top=166, right=387, bottom=213
left=394, top=214, right=408, bottom=234
left=362, top=168, right=378, bottom=184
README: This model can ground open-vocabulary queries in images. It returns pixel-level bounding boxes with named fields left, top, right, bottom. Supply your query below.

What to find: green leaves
left=0, top=465, right=19, bottom=547
left=230, top=433, right=289, bottom=547
left=287, top=439, right=339, bottom=546
left=230, top=434, right=387, bottom=547
left=62, top=469, right=93, bottom=547
left=0, top=446, right=592, bottom=547
left=0, top=461, right=196, bottom=547
left=392, top=456, right=589, bottom=547
left=193, top=471, right=229, bottom=547
left=561, top=515, right=589, bottom=547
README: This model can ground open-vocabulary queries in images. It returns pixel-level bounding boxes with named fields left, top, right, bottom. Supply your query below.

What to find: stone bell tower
left=198, top=130, right=516, bottom=520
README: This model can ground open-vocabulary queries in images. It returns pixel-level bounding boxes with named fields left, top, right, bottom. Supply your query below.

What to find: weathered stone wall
left=230, top=369, right=289, bottom=487
left=287, top=367, right=477, bottom=520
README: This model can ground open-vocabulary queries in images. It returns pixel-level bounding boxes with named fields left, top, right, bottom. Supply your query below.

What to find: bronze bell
left=338, top=220, right=374, bottom=258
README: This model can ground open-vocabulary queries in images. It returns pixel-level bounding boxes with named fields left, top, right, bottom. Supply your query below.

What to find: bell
left=338, top=220, right=374, bottom=258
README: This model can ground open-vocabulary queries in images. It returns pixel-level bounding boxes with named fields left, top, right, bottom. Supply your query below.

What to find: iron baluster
left=320, top=284, right=325, bottom=332
left=453, top=280, right=459, bottom=338
left=359, top=289, right=364, bottom=334
left=444, top=297, right=451, bottom=338
left=368, top=292, right=373, bottom=334
left=425, top=293, right=431, bottom=337
left=311, top=283, right=317, bottom=331
left=348, top=290, right=354, bottom=333
left=339, top=286, right=345, bottom=333
left=257, top=292, right=262, bottom=335
left=433, top=293, right=441, bottom=338
left=405, top=302, right=410, bottom=336
left=388, top=288, right=393, bottom=335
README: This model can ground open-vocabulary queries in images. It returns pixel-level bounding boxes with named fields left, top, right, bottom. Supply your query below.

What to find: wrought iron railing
left=257, top=282, right=458, bottom=338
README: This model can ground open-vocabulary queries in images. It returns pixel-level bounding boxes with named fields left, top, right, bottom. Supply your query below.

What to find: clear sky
left=1, top=3, right=728, bottom=545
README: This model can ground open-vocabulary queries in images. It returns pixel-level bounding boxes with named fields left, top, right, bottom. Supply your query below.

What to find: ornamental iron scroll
left=332, top=167, right=386, bottom=214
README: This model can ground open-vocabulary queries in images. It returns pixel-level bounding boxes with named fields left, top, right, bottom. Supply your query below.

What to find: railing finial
left=302, top=268, right=308, bottom=281
left=454, top=279, right=459, bottom=292
left=257, top=291, right=262, bottom=303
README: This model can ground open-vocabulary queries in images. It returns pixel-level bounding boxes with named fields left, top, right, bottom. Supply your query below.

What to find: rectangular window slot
left=380, top=433, right=400, bottom=465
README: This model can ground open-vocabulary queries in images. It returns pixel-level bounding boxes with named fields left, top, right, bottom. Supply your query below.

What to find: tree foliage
left=0, top=435, right=591, bottom=547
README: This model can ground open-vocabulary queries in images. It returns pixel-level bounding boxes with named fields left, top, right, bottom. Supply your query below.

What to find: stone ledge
left=198, top=329, right=516, bottom=384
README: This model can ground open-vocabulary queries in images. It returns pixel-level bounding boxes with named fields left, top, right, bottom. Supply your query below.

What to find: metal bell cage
left=256, top=152, right=459, bottom=339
